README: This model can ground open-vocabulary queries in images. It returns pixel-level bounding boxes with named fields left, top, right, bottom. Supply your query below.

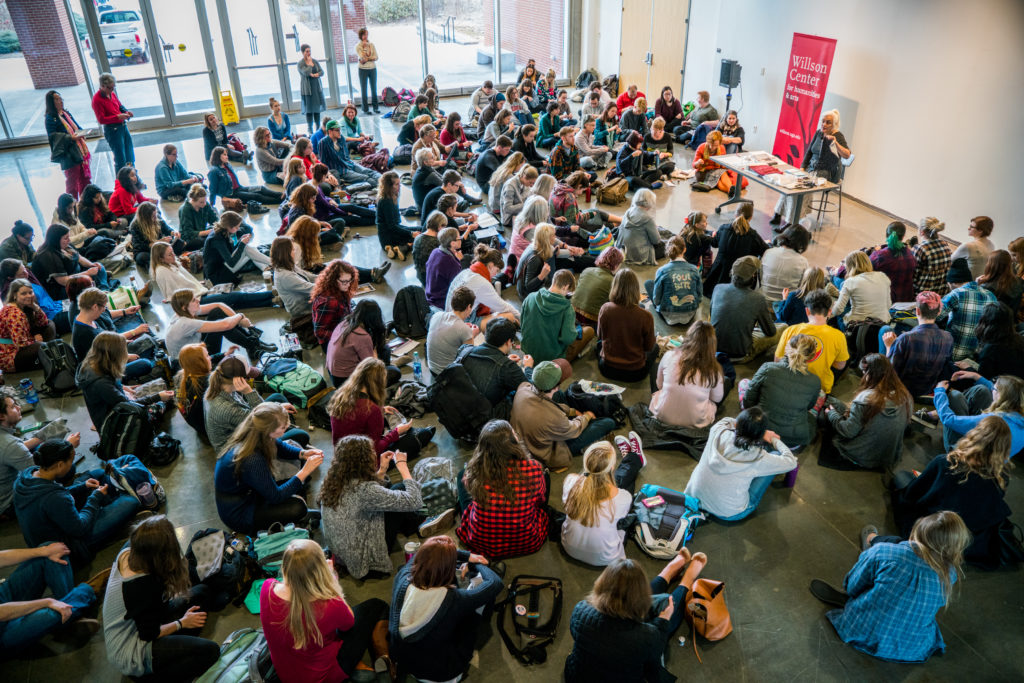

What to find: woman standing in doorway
left=44, top=90, right=92, bottom=199
left=297, top=44, right=326, bottom=135
left=356, top=28, right=380, bottom=115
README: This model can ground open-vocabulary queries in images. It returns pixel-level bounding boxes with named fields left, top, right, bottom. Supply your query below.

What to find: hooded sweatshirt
left=14, top=467, right=107, bottom=563
left=615, top=205, right=660, bottom=266
left=684, top=418, right=797, bottom=518
left=521, top=287, right=576, bottom=362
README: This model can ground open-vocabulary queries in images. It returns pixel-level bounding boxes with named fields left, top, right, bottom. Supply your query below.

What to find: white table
left=709, top=152, right=838, bottom=220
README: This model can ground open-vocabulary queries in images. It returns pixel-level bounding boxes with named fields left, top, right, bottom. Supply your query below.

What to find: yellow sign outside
left=122, top=48, right=133, bottom=58
left=178, top=43, right=186, bottom=52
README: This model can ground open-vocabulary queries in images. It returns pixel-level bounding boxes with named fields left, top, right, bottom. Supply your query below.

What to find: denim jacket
left=652, top=260, right=701, bottom=314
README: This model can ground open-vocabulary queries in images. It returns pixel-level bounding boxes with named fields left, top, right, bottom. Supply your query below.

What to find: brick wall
left=482, top=0, right=564, bottom=82
left=7, top=0, right=85, bottom=89
left=329, top=0, right=368, bottom=65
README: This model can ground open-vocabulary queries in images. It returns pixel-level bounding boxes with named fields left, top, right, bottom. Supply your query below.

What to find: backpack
left=381, top=86, right=400, bottom=107
left=259, top=356, right=331, bottom=408
left=186, top=528, right=263, bottom=612
left=575, top=68, right=599, bottom=89
left=94, top=402, right=153, bottom=462
left=253, top=523, right=311, bottom=576
left=386, top=379, right=430, bottom=418
left=631, top=484, right=706, bottom=559
left=38, top=339, right=79, bottom=396
left=844, top=317, right=886, bottom=370
left=425, top=362, right=493, bottom=442
left=307, top=389, right=334, bottom=431
left=602, top=74, right=619, bottom=97
left=596, top=177, right=628, bottom=205
left=685, top=578, right=733, bottom=645
left=148, top=432, right=182, bottom=467
left=587, top=225, right=614, bottom=256
left=79, top=235, right=116, bottom=261
left=196, top=627, right=277, bottom=683
left=397, top=88, right=416, bottom=102
left=563, top=381, right=628, bottom=427
left=360, top=148, right=391, bottom=173
left=392, top=142, right=413, bottom=165
left=103, top=454, right=166, bottom=511
left=392, top=285, right=431, bottom=338
left=496, top=576, right=563, bottom=665
left=412, top=456, right=457, bottom=518
left=391, top=101, right=412, bottom=124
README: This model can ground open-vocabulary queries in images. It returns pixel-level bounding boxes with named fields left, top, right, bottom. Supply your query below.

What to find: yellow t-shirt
left=775, top=323, right=850, bottom=394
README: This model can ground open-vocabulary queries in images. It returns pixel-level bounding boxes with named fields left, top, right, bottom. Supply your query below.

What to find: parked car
left=86, top=9, right=149, bottom=64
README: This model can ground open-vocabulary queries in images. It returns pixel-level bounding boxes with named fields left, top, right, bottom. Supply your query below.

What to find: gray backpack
left=412, top=456, right=457, bottom=518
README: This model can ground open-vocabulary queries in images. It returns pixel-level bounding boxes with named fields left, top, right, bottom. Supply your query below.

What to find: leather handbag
left=685, top=577, right=732, bottom=662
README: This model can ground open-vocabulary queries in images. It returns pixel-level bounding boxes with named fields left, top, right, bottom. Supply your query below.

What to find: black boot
left=769, top=212, right=783, bottom=225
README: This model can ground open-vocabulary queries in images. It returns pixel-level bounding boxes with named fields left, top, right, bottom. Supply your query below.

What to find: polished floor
left=1, top=98, right=1021, bottom=683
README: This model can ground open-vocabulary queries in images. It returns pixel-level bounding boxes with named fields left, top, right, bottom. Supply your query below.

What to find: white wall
left=682, top=0, right=1024, bottom=245
left=581, top=0, right=622, bottom=81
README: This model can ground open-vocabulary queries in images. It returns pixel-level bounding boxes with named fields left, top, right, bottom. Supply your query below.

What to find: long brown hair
left=947, top=416, right=1012, bottom=490
left=587, top=559, right=650, bottom=622
left=608, top=268, right=641, bottom=307
left=127, top=515, right=190, bottom=600
left=909, top=511, right=970, bottom=605
left=224, top=402, right=288, bottom=466
left=409, top=536, right=458, bottom=588
left=81, top=331, right=127, bottom=379
left=463, top=420, right=530, bottom=506
left=270, top=236, right=296, bottom=271
left=287, top=216, right=323, bottom=270
left=289, top=183, right=318, bottom=216
left=317, top=435, right=379, bottom=508
left=174, top=343, right=211, bottom=406
left=674, top=321, right=722, bottom=389
left=854, top=354, right=912, bottom=423
left=977, top=249, right=1017, bottom=296
left=326, top=357, right=386, bottom=419
left=133, top=202, right=163, bottom=243
left=1007, top=237, right=1024, bottom=278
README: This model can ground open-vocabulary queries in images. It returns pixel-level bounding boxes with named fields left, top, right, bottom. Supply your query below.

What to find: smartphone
left=642, top=495, right=666, bottom=508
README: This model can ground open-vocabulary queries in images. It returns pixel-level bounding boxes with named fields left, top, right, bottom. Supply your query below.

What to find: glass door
left=148, top=0, right=220, bottom=121
left=217, top=0, right=290, bottom=115
left=276, top=0, right=338, bottom=110
left=423, top=0, right=495, bottom=92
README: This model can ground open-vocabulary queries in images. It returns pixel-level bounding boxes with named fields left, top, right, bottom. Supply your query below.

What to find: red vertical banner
left=772, top=33, right=838, bottom=165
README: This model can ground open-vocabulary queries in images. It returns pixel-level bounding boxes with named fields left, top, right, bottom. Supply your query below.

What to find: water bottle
left=412, top=352, right=422, bottom=381
left=20, top=378, right=38, bottom=404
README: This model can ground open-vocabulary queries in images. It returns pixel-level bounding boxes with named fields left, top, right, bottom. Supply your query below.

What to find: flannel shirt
left=828, top=541, right=953, bottom=663
left=912, top=239, right=951, bottom=295
left=886, top=323, right=953, bottom=396
left=941, top=282, right=998, bottom=360
left=549, top=141, right=580, bottom=181
left=870, top=247, right=916, bottom=303
left=311, top=293, right=351, bottom=345
left=456, top=459, right=548, bottom=559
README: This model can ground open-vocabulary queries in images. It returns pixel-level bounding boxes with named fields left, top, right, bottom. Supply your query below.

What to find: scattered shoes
left=418, top=508, right=456, bottom=537
left=371, top=261, right=392, bottom=283
left=912, top=409, right=938, bottom=427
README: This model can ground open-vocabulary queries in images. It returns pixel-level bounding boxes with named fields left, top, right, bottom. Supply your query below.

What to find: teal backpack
left=253, top=523, right=311, bottom=576
left=196, top=627, right=275, bottom=683
left=259, top=355, right=330, bottom=408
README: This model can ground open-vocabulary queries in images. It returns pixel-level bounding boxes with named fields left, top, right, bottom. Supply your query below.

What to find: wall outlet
left=760, top=67, right=766, bottom=76
left=752, top=125, right=758, bottom=133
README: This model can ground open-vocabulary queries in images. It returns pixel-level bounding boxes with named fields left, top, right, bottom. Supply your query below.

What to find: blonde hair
left=283, top=158, right=306, bottom=188
left=530, top=174, right=556, bottom=201
left=187, top=183, right=207, bottom=201
left=844, top=250, right=872, bottom=278
left=796, top=266, right=828, bottom=299
left=563, top=442, right=617, bottom=527
left=651, top=116, right=665, bottom=132
left=224, top=401, right=288, bottom=464
left=150, top=242, right=175, bottom=279
left=489, top=151, right=525, bottom=189
left=784, top=333, right=817, bottom=375
left=909, top=511, right=970, bottom=605
left=947, top=416, right=1012, bottom=490
left=412, top=114, right=431, bottom=127
left=519, top=164, right=539, bottom=183
left=76, top=287, right=107, bottom=312
left=278, top=539, right=346, bottom=649
left=919, top=216, right=946, bottom=240
left=633, top=97, right=647, bottom=111
left=731, top=202, right=753, bottom=235
left=531, top=223, right=555, bottom=261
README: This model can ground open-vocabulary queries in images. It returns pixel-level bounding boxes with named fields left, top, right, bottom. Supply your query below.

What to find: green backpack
left=253, top=523, right=311, bottom=576
left=259, top=356, right=330, bottom=408
left=196, top=627, right=275, bottom=683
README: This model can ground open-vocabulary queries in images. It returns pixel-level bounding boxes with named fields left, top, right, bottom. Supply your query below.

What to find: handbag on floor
left=496, top=575, right=563, bottom=665
left=685, top=577, right=733, bottom=662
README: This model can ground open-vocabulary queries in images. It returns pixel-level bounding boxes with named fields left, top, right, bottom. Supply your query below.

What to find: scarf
left=59, top=110, right=90, bottom=161
left=469, top=261, right=494, bottom=317
left=718, top=118, right=739, bottom=136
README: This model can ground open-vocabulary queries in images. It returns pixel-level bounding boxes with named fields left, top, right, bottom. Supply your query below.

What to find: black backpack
left=381, top=86, right=400, bottom=107
left=148, top=432, right=182, bottom=467
left=38, top=340, right=79, bottom=396
left=94, top=402, right=152, bottom=461
left=496, top=575, right=564, bottom=665
left=307, top=389, right=335, bottom=431
left=425, top=362, right=493, bottom=442
left=185, top=528, right=263, bottom=611
left=563, top=382, right=629, bottom=427
left=392, top=142, right=413, bottom=166
left=392, top=285, right=431, bottom=339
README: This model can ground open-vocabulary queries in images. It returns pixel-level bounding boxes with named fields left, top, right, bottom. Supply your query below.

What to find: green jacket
left=521, top=287, right=576, bottom=363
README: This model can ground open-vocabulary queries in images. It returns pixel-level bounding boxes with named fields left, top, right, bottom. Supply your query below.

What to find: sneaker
left=419, top=508, right=455, bottom=537
left=860, top=524, right=878, bottom=551
left=371, top=261, right=392, bottom=283
left=627, top=431, right=646, bottom=466
left=809, top=579, right=849, bottom=607
left=912, top=409, right=938, bottom=427
left=613, top=435, right=630, bottom=459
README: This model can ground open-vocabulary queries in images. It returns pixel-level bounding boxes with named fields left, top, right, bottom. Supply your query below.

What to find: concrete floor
left=1, top=97, right=1021, bottom=683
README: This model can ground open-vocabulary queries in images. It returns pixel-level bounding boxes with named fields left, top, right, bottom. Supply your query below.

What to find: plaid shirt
left=912, top=239, right=951, bottom=295
left=941, top=282, right=998, bottom=360
left=828, top=541, right=954, bottom=663
left=870, top=247, right=916, bottom=303
left=549, top=141, right=580, bottom=181
left=456, top=459, right=548, bottom=559
left=887, top=323, right=953, bottom=396
left=311, top=293, right=351, bottom=345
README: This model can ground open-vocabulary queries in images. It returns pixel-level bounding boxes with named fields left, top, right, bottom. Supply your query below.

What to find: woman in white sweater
left=444, top=243, right=518, bottom=326
left=149, top=242, right=274, bottom=310
left=684, top=407, right=797, bottom=521
left=269, top=236, right=315, bottom=319
left=830, top=250, right=891, bottom=327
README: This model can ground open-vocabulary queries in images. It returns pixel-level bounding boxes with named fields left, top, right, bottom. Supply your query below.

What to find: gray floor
left=1, top=98, right=1021, bottom=683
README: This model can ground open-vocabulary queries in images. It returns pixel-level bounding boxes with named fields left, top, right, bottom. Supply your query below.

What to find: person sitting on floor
left=446, top=244, right=519, bottom=326
left=260, top=537, right=393, bottom=680
left=775, top=289, right=850, bottom=395
left=703, top=202, right=767, bottom=295
left=740, top=333, right=822, bottom=448
left=108, top=165, right=155, bottom=219
left=616, top=131, right=671, bottom=191
left=456, top=420, right=549, bottom=559
left=651, top=321, right=734, bottom=436
left=615, top=188, right=662, bottom=266
left=270, top=236, right=315, bottom=323
left=929, top=372, right=1024, bottom=455
left=388, top=535, right=503, bottom=683
left=597, top=268, right=657, bottom=392
left=174, top=343, right=212, bottom=439
left=326, top=299, right=400, bottom=388
left=426, top=286, right=477, bottom=376
left=456, top=317, right=533, bottom=420
left=511, top=359, right=616, bottom=471
left=319, top=435, right=426, bottom=580
left=561, top=439, right=647, bottom=567
left=0, top=278, right=56, bottom=373
left=809, top=511, right=969, bottom=664
left=376, top=171, right=417, bottom=260
left=424, top=228, right=463, bottom=310
left=829, top=250, right=892, bottom=330
left=940, top=257, right=998, bottom=361
left=521, top=269, right=594, bottom=363
left=644, top=235, right=701, bottom=326
left=870, top=221, right=917, bottom=303
left=819, top=354, right=912, bottom=471
left=710, top=256, right=782, bottom=363
left=879, top=290, right=954, bottom=398
left=776, top=266, right=840, bottom=325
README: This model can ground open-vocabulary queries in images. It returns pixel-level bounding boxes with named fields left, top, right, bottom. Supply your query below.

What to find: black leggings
left=627, top=162, right=676, bottom=190
left=135, top=587, right=219, bottom=682
left=383, top=481, right=425, bottom=551
left=200, top=308, right=257, bottom=355
left=250, top=494, right=308, bottom=532
left=597, top=343, right=659, bottom=393
left=228, top=186, right=284, bottom=204
left=336, top=598, right=389, bottom=675
left=134, top=239, right=185, bottom=269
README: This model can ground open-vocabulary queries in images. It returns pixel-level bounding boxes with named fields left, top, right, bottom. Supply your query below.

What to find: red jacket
left=91, top=90, right=126, bottom=126
left=616, top=90, right=646, bottom=113
left=108, top=180, right=153, bottom=217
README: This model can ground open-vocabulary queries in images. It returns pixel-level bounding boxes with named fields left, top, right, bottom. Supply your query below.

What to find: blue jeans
left=941, top=384, right=993, bottom=452
left=0, top=553, right=96, bottom=652
left=125, top=358, right=155, bottom=381
left=265, top=392, right=310, bottom=447
left=715, top=475, right=776, bottom=521
left=649, top=577, right=689, bottom=636
left=335, top=163, right=381, bottom=185
left=261, top=169, right=282, bottom=185
left=103, top=123, right=135, bottom=171
left=87, top=493, right=141, bottom=554
left=358, top=67, right=378, bottom=110
left=566, top=417, right=617, bottom=458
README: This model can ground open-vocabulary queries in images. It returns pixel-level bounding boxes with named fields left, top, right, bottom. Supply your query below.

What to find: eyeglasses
left=339, top=278, right=353, bottom=286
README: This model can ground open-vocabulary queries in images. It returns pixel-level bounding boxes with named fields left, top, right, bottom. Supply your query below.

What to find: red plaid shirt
left=311, top=293, right=351, bottom=345
left=456, top=459, right=548, bottom=559
left=870, top=247, right=917, bottom=303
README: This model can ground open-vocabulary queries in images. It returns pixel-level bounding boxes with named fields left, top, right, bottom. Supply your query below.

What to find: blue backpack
left=103, top=454, right=165, bottom=510
left=631, top=484, right=705, bottom=559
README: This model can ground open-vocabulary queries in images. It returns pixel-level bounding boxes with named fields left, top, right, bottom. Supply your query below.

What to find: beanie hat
left=532, top=361, right=564, bottom=392
left=946, top=258, right=972, bottom=284
left=731, top=255, right=761, bottom=282
left=493, top=93, right=506, bottom=103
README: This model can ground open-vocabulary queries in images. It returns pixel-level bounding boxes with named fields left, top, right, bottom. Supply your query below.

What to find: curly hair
left=947, top=416, right=1012, bottom=490
left=317, top=435, right=379, bottom=508
left=310, top=259, right=359, bottom=303
left=286, top=216, right=323, bottom=270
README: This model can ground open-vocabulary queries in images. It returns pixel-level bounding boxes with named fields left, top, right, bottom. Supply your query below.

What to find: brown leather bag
left=221, top=197, right=244, bottom=212
left=685, top=578, right=732, bottom=661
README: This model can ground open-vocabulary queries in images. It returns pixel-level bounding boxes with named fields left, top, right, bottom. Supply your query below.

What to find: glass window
left=149, top=0, right=217, bottom=118
left=422, top=0, right=494, bottom=92
left=93, top=0, right=164, bottom=121
left=223, top=0, right=286, bottom=108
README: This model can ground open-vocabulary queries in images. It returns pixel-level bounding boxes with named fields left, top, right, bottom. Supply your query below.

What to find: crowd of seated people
left=0, top=57, right=1017, bottom=681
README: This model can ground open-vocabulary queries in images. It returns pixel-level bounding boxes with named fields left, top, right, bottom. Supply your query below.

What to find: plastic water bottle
left=412, top=352, right=422, bottom=381
left=19, top=379, right=38, bottom=404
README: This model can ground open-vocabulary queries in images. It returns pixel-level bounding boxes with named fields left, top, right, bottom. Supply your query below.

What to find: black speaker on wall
left=720, top=59, right=741, bottom=88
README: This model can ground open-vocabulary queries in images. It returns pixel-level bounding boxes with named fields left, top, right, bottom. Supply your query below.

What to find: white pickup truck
left=87, top=9, right=150, bottom=64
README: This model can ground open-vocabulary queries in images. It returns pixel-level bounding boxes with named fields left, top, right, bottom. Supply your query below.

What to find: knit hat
left=324, top=119, right=340, bottom=131
left=946, top=258, right=972, bottom=284
left=731, top=255, right=761, bottom=281
left=493, top=93, right=506, bottom=103
left=532, top=360, right=570, bottom=392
